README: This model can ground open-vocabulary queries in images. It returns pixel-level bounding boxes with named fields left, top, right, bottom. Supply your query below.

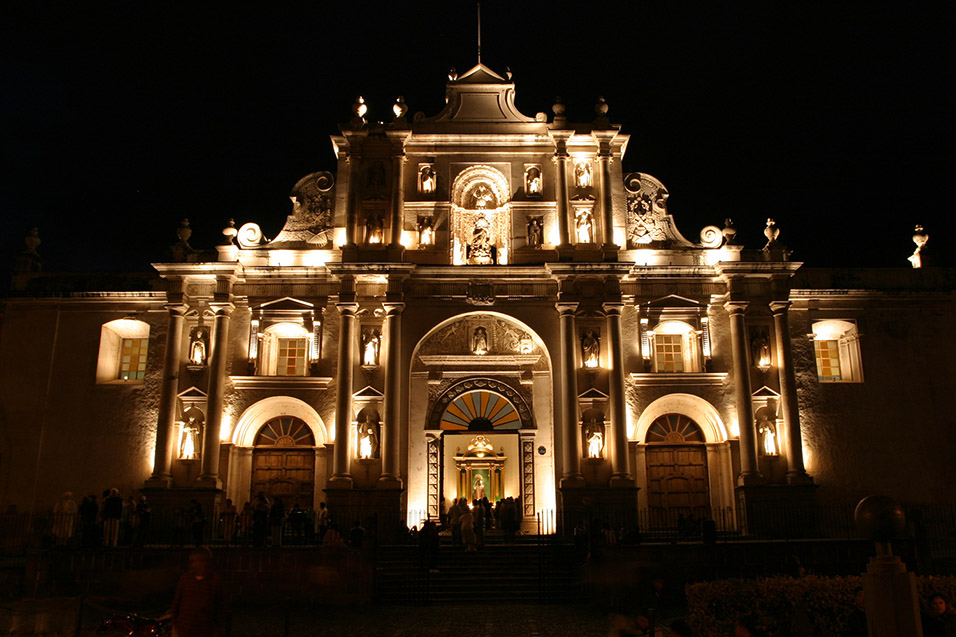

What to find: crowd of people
left=48, top=489, right=152, bottom=548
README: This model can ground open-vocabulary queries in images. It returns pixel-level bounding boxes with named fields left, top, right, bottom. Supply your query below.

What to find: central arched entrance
left=644, top=413, right=709, bottom=528
left=251, top=416, right=316, bottom=505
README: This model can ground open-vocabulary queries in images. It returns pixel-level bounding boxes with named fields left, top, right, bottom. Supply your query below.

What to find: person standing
left=170, top=547, right=227, bottom=637
left=186, top=500, right=205, bottom=547
left=102, top=489, right=123, bottom=547
left=460, top=501, right=477, bottom=552
left=448, top=498, right=462, bottom=546
left=316, top=501, right=330, bottom=543
left=52, top=492, right=77, bottom=546
left=220, top=499, right=237, bottom=546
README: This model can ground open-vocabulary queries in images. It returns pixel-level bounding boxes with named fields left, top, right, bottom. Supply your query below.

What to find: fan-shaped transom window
left=254, top=416, right=315, bottom=447
left=440, top=389, right=520, bottom=431
left=645, top=414, right=705, bottom=444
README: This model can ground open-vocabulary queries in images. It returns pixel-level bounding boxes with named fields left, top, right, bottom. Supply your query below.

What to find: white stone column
left=771, top=301, right=811, bottom=484
left=725, top=301, right=761, bottom=484
left=389, top=156, right=405, bottom=248
left=557, top=302, right=583, bottom=484
left=604, top=302, right=633, bottom=486
left=147, top=304, right=186, bottom=487
left=379, top=302, right=404, bottom=488
left=329, top=302, right=358, bottom=488
left=198, top=303, right=233, bottom=487
left=554, top=146, right=571, bottom=248
left=598, top=152, right=615, bottom=247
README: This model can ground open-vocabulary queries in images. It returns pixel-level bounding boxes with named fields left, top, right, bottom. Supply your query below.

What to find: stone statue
left=574, top=161, right=592, bottom=188
left=584, top=418, right=604, bottom=458
left=419, top=166, right=435, bottom=194
left=358, top=412, right=380, bottom=459
left=758, top=418, right=777, bottom=456
left=188, top=326, right=208, bottom=366
left=180, top=407, right=204, bottom=460
left=467, top=215, right=495, bottom=264
left=418, top=217, right=434, bottom=246
left=361, top=329, right=381, bottom=366
left=473, top=475, right=486, bottom=500
left=581, top=329, right=600, bottom=367
left=525, top=166, right=541, bottom=195
left=472, top=327, right=489, bottom=355
left=471, top=183, right=496, bottom=209
left=365, top=215, right=384, bottom=244
left=575, top=210, right=594, bottom=244
left=527, top=218, right=542, bottom=249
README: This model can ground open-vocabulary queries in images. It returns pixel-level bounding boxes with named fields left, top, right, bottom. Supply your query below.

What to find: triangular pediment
left=429, top=64, right=536, bottom=124
left=647, top=295, right=701, bottom=308
left=177, top=386, right=207, bottom=399
left=258, top=297, right=314, bottom=311
left=751, top=385, right=781, bottom=398
left=578, top=387, right=609, bottom=400
left=455, top=63, right=507, bottom=83
left=353, top=385, right=384, bottom=399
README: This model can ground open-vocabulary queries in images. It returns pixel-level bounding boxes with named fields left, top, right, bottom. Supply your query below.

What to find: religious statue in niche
left=361, top=328, right=381, bottom=366
left=472, top=326, right=489, bottom=355
left=525, top=166, right=542, bottom=195
left=575, top=209, right=594, bottom=244
left=756, top=407, right=778, bottom=456
left=574, top=161, right=592, bottom=188
left=419, top=165, right=436, bottom=194
left=583, top=412, right=605, bottom=459
left=471, top=183, right=497, bottom=209
left=367, top=162, right=385, bottom=187
left=188, top=325, right=209, bottom=366
left=473, top=474, right=486, bottom=500
left=749, top=326, right=772, bottom=369
left=357, top=410, right=380, bottom=459
left=364, top=214, right=384, bottom=244
left=417, top=217, right=435, bottom=246
left=581, top=329, right=600, bottom=368
left=180, top=406, right=204, bottom=460
left=526, top=217, right=543, bottom=249
left=467, top=214, right=496, bottom=264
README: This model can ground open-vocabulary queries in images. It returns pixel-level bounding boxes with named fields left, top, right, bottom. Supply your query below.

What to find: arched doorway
left=644, top=413, right=709, bottom=528
left=251, top=416, right=316, bottom=505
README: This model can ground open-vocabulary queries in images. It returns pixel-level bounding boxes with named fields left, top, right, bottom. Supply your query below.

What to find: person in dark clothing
left=350, top=521, right=365, bottom=548
left=419, top=520, right=440, bottom=573
left=186, top=499, right=205, bottom=547
left=170, top=547, right=226, bottom=637
left=923, top=594, right=956, bottom=637
left=102, top=488, right=123, bottom=547
left=79, top=495, right=99, bottom=548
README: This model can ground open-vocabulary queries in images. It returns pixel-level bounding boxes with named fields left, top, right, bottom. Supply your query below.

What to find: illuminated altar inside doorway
left=454, top=435, right=506, bottom=502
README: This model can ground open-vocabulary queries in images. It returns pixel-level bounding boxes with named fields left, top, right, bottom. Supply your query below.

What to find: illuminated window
left=811, top=320, right=863, bottom=383
left=118, top=338, right=148, bottom=380
left=96, top=318, right=150, bottom=384
left=650, top=320, right=702, bottom=373
left=257, top=323, right=312, bottom=376
left=655, top=335, right=684, bottom=373
left=277, top=338, right=308, bottom=376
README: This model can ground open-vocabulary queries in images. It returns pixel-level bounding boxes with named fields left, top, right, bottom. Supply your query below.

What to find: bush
left=686, top=574, right=956, bottom=636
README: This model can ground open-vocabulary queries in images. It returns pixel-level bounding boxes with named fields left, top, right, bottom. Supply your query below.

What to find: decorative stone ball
left=177, top=219, right=192, bottom=243
left=913, top=225, right=928, bottom=248
left=552, top=97, right=566, bottom=116
left=855, top=495, right=905, bottom=541
left=594, top=96, right=609, bottom=116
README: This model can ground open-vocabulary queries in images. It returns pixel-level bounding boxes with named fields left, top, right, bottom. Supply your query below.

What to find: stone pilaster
left=557, top=302, right=583, bottom=485
left=197, top=303, right=233, bottom=488
left=553, top=135, right=572, bottom=251
left=726, top=301, right=761, bottom=485
left=604, top=302, right=633, bottom=486
left=146, top=304, right=186, bottom=488
left=329, top=302, right=358, bottom=488
left=771, top=301, right=811, bottom=484
left=379, top=302, right=404, bottom=488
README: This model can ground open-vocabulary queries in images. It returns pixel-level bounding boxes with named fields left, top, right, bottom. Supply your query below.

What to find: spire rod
left=477, top=2, right=482, bottom=64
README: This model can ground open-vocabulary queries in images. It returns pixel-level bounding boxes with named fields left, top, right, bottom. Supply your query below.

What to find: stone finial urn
left=854, top=495, right=905, bottom=542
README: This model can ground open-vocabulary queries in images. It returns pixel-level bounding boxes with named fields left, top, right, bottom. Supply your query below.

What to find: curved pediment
left=429, top=64, right=536, bottom=124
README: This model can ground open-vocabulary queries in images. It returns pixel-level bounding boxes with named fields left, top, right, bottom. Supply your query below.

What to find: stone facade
left=2, top=64, right=954, bottom=535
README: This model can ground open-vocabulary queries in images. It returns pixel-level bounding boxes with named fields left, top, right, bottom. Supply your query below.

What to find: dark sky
left=2, top=2, right=953, bottom=274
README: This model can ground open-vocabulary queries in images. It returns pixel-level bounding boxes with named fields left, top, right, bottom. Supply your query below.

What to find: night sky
left=2, top=2, right=952, bottom=275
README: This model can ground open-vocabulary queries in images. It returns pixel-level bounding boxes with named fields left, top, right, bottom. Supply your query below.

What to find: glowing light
left=334, top=228, right=347, bottom=248
left=640, top=319, right=650, bottom=358
left=757, top=350, right=772, bottom=372
left=587, top=432, right=603, bottom=458
left=729, top=416, right=740, bottom=438
left=400, top=231, right=413, bottom=248
left=269, top=250, right=294, bottom=267
left=182, top=429, right=197, bottom=459
left=358, top=434, right=373, bottom=459
left=548, top=223, right=561, bottom=247
left=583, top=358, right=599, bottom=369
left=613, top=227, right=626, bottom=247
left=302, top=252, right=327, bottom=268
left=146, top=445, right=155, bottom=472
left=219, top=414, right=232, bottom=441
left=626, top=410, right=635, bottom=440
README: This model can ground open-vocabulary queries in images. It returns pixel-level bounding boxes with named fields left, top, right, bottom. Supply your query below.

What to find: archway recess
left=232, top=396, right=329, bottom=447
left=633, top=393, right=728, bottom=443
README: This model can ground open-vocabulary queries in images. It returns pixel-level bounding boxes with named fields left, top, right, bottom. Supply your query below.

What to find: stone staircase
left=374, top=538, right=582, bottom=604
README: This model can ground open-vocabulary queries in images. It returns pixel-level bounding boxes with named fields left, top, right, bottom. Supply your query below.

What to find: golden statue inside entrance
left=454, top=435, right=505, bottom=502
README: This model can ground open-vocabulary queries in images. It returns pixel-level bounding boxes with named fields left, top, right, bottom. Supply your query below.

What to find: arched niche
left=449, top=165, right=513, bottom=265
left=232, top=396, right=329, bottom=447
left=633, top=393, right=728, bottom=444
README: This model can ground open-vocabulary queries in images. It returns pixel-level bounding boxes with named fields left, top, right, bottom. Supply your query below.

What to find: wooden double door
left=645, top=445, right=709, bottom=524
left=251, top=449, right=315, bottom=505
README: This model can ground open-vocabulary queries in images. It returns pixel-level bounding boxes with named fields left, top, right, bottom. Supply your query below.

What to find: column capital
left=769, top=300, right=792, bottom=314
left=383, top=302, right=405, bottom=316
left=724, top=301, right=749, bottom=315
left=336, top=302, right=360, bottom=316
left=164, top=303, right=188, bottom=316
left=555, top=301, right=579, bottom=316
left=208, top=302, right=235, bottom=316
left=602, top=301, right=625, bottom=316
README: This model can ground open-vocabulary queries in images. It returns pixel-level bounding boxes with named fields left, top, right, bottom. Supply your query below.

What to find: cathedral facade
left=3, top=64, right=954, bottom=536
